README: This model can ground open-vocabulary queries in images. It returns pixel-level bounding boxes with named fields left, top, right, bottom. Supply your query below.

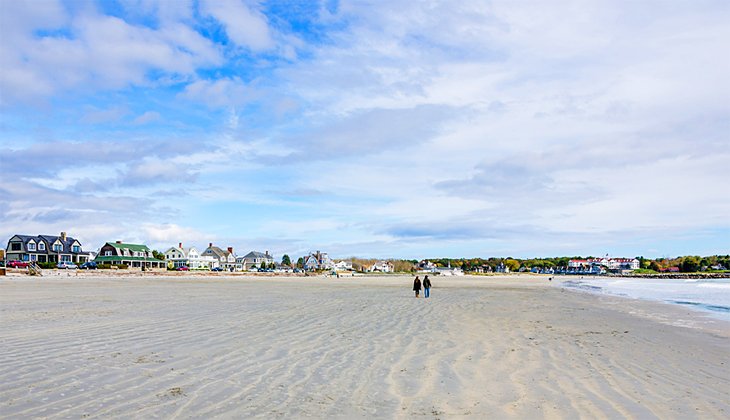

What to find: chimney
left=265, top=250, right=270, bottom=257
left=179, top=242, right=183, bottom=249
left=116, top=240, right=122, bottom=244
left=209, top=243, right=213, bottom=248
left=61, top=232, right=67, bottom=241
left=227, top=247, right=233, bottom=254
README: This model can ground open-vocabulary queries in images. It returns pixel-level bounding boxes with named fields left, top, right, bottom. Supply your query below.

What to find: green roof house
left=95, top=241, right=165, bottom=270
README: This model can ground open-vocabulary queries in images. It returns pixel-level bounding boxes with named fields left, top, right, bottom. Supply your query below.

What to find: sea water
left=558, top=276, right=730, bottom=322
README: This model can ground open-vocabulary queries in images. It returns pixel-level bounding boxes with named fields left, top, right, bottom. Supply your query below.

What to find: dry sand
left=1, top=274, right=729, bottom=419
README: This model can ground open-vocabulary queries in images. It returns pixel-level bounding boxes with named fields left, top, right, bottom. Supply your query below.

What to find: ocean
left=558, top=276, right=730, bottom=322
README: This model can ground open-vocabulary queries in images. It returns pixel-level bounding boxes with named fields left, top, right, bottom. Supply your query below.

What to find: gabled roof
left=204, top=246, right=227, bottom=257
left=165, top=246, right=185, bottom=256
left=8, top=234, right=84, bottom=254
left=243, top=251, right=270, bottom=259
left=106, top=242, right=150, bottom=252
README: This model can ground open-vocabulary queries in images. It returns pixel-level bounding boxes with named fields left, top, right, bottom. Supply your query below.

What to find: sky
left=1, top=0, right=729, bottom=260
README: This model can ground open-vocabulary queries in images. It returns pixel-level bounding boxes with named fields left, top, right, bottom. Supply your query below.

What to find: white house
left=334, top=260, right=353, bottom=271
left=164, top=244, right=188, bottom=269
left=369, top=260, right=394, bottom=273
left=417, top=260, right=438, bottom=273
left=165, top=243, right=218, bottom=269
left=436, top=267, right=465, bottom=276
left=202, top=243, right=238, bottom=270
left=568, top=257, right=639, bottom=271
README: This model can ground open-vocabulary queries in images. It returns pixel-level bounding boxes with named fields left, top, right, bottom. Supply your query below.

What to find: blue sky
left=1, top=0, right=729, bottom=260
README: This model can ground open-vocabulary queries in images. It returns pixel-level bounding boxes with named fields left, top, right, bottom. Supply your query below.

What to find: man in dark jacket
left=413, top=276, right=421, bottom=298
left=423, top=275, right=432, bottom=298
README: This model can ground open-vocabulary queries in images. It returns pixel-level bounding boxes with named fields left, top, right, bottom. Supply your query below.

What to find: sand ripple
left=1, top=276, right=729, bottom=418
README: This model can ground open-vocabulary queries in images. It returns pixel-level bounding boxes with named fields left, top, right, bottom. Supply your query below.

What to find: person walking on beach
left=413, top=276, right=421, bottom=298
left=423, top=275, right=432, bottom=298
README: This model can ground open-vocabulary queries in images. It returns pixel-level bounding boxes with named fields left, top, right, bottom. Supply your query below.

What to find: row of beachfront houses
left=4, top=233, right=384, bottom=272
left=164, top=242, right=276, bottom=271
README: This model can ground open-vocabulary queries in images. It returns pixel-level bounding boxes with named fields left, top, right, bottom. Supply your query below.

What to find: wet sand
left=1, top=275, right=728, bottom=418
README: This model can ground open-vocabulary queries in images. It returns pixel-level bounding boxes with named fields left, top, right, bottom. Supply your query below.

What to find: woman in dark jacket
left=413, top=276, right=421, bottom=298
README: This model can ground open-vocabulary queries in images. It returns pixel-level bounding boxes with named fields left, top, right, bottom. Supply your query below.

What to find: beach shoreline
left=2, top=275, right=728, bottom=418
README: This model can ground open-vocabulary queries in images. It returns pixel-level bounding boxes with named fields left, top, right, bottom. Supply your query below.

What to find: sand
left=1, top=274, right=729, bottom=418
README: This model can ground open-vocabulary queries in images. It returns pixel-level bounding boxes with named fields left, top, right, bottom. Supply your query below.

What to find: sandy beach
left=1, top=274, right=729, bottom=418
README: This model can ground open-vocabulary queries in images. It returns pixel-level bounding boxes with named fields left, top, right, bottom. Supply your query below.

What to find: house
left=273, top=262, right=294, bottom=273
left=164, top=243, right=217, bottom=270
left=334, top=260, right=353, bottom=271
left=495, top=262, right=510, bottom=273
left=436, top=266, right=465, bottom=276
left=202, top=243, right=238, bottom=270
left=417, top=260, right=438, bottom=272
left=237, top=251, right=274, bottom=271
left=302, top=251, right=334, bottom=271
left=95, top=241, right=165, bottom=270
left=568, top=257, right=639, bottom=271
left=5, top=232, right=90, bottom=264
left=369, top=260, right=394, bottom=273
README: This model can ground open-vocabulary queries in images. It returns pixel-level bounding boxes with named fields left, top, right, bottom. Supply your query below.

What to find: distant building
left=569, top=257, right=639, bottom=271
left=417, top=260, right=438, bottom=272
left=369, top=261, right=394, bottom=273
left=238, top=251, right=274, bottom=271
left=302, top=251, right=333, bottom=271
left=5, top=232, right=90, bottom=264
left=164, top=243, right=217, bottom=269
left=95, top=241, right=165, bottom=270
left=495, top=262, right=510, bottom=273
left=202, top=243, right=238, bottom=270
left=334, top=260, right=353, bottom=271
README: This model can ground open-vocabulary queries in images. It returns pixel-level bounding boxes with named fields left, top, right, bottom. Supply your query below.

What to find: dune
left=1, top=275, right=728, bottom=418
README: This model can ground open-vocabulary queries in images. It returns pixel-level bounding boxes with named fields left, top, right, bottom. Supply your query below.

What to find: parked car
left=211, top=267, right=223, bottom=272
left=7, top=260, right=29, bottom=268
left=176, top=266, right=189, bottom=271
left=57, top=261, right=78, bottom=269
left=80, top=261, right=97, bottom=270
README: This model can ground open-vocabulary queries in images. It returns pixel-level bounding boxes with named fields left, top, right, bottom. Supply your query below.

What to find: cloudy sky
left=1, top=0, right=728, bottom=260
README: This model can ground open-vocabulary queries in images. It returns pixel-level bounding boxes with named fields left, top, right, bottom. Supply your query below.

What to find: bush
left=38, top=262, right=56, bottom=269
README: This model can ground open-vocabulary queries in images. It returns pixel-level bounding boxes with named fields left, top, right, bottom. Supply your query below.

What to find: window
left=11, top=243, right=21, bottom=251
left=104, top=250, right=112, bottom=256
left=39, top=242, right=46, bottom=251
left=61, top=255, right=71, bottom=262
left=72, top=245, right=80, bottom=253
left=28, top=242, right=36, bottom=251
left=30, top=254, right=37, bottom=261
left=53, top=244, right=62, bottom=252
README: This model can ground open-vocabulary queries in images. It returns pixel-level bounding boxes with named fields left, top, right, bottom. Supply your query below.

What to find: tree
left=282, top=254, right=291, bottom=266
left=504, top=259, right=520, bottom=272
left=152, top=250, right=165, bottom=260
left=296, top=257, right=304, bottom=269
left=681, top=256, right=700, bottom=273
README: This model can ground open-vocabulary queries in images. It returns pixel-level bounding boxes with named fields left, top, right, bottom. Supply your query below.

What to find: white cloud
left=200, top=0, right=274, bottom=51
left=178, top=77, right=262, bottom=108
left=132, top=111, right=161, bottom=125
left=142, top=223, right=209, bottom=245
left=0, top=4, right=222, bottom=104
